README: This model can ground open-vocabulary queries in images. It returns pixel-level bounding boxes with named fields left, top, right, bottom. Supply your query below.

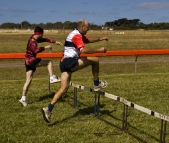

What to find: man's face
left=81, top=23, right=89, bottom=35
left=37, top=34, right=43, bottom=39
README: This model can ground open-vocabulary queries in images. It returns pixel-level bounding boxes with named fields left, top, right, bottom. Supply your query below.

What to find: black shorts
left=25, top=58, right=41, bottom=72
left=60, top=58, right=78, bottom=72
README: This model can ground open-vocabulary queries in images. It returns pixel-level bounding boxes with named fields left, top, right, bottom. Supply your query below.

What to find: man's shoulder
left=28, top=35, right=35, bottom=42
left=70, top=29, right=80, bottom=35
left=67, top=30, right=81, bottom=40
left=28, top=35, right=37, bottom=45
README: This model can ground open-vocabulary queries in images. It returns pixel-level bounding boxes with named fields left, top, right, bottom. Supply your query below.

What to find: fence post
left=135, top=55, right=138, bottom=74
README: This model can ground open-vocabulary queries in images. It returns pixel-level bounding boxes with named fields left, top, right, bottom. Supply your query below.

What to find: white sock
left=21, top=96, right=26, bottom=102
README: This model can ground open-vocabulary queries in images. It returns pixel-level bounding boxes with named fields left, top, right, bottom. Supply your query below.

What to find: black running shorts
left=25, top=58, right=41, bottom=72
left=60, top=58, right=78, bottom=72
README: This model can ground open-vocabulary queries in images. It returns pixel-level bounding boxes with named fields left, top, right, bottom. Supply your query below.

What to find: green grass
left=1, top=31, right=169, bottom=142
left=1, top=66, right=169, bottom=143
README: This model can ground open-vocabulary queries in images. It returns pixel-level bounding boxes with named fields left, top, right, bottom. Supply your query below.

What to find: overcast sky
left=0, top=0, right=169, bottom=25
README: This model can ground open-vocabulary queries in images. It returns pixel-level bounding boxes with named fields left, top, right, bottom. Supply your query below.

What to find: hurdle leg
left=74, top=87, right=78, bottom=107
left=93, top=92, right=100, bottom=116
left=122, top=104, right=128, bottom=131
left=94, top=92, right=97, bottom=116
left=48, top=77, right=50, bottom=91
left=160, top=119, right=167, bottom=143
left=163, top=121, right=167, bottom=143
left=97, top=93, right=100, bottom=116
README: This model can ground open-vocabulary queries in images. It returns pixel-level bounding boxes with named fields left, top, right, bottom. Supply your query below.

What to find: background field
left=0, top=30, right=169, bottom=143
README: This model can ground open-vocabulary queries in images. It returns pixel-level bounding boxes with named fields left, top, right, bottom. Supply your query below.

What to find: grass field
left=1, top=30, right=169, bottom=143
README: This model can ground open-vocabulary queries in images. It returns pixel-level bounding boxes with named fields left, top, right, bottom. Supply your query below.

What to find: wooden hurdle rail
left=68, top=81, right=168, bottom=143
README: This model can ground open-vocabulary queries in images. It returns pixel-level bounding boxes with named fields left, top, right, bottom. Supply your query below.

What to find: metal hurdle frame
left=67, top=82, right=168, bottom=143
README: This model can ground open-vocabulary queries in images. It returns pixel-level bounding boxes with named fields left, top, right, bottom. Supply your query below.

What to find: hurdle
left=66, top=81, right=168, bottom=143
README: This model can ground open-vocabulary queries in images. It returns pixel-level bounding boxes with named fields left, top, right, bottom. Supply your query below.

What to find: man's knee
left=60, top=85, right=69, bottom=94
left=48, top=60, right=52, bottom=64
left=94, top=57, right=99, bottom=63
left=88, top=57, right=99, bottom=64
left=25, top=78, right=32, bottom=86
left=39, top=60, right=51, bottom=66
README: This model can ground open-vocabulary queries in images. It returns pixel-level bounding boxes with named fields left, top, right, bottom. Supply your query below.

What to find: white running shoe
left=94, top=80, right=108, bottom=91
left=50, top=75, right=61, bottom=84
left=41, top=107, right=52, bottom=123
left=19, top=99, right=27, bottom=106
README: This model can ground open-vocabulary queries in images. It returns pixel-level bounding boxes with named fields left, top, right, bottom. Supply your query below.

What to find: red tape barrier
left=1, top=49, right=169, bottom=59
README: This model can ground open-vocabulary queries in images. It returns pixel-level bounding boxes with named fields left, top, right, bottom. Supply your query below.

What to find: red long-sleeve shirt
left=25, top=35, right=56, bottom=65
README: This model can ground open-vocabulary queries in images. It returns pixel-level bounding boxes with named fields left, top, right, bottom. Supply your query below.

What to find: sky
left=0, top=0, right=169, bottom=25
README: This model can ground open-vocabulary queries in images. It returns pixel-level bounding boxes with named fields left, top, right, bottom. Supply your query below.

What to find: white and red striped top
left=63, top=29, right=89, bottom=58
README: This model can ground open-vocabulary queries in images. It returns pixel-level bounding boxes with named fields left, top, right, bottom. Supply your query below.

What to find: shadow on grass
left=47, top=93, right=159, bottom=142
left=38, top=91, right=65, bottom=102
left=37, top=90, right=159, bottom=142
left=127, top=123, right=159, bottom=142
left=48, top=97, right=121, bottom=127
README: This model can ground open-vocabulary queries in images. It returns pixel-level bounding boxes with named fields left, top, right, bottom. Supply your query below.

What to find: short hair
left=77, top=19, right=88, bottom=27
left=34, top=26, right=44, bottom=33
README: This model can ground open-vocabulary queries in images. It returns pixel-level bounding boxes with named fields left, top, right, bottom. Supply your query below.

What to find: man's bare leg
left=41, top=71, right=71, bottom=123
left=51, top=71, right=72, bottom=104
left=37, top=60, right=53, bottom=76
left=38, top=59, right=60, bottom=83
left=19, top=70, right=33, bottom=106
left=71, top=57, right=99, bottom=80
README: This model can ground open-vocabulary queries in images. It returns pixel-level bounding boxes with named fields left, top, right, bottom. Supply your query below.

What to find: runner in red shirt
left=19, top=26, right=63, bottom=106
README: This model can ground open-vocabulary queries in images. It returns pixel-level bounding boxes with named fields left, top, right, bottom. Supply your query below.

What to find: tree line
left=1, top=18, right=169, bottom=30
left=105, top=18, right=169, bottom=30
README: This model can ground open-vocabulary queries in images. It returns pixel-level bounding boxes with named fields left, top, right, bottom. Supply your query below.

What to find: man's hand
left=99, top=37, right=108, bottom=41
left=81, top=46, right=107, bottom=54
left=45, top=45, right=52, bottom=49
left=45, top=45, right=52, bottom=52
left=55, top=41, right=63, bottom=46
left=101, top=47, right=107, bottom=53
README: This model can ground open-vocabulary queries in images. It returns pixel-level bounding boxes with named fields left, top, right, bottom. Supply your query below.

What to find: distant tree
left=138, top=22, right=147, bottom=29
left=0, top=22, right=20, bottom=29
left=37, top=23, right=45, bottom=29
left=105, top=18, right=141, bottom=30
left=1, top=19, right=169, bottom=30
left=69, top=22, right=77, bottom=30
left=20, top=21, right=31, bottom=29
left=45, top=22, right=54, bottom=29
left=31, top=24, right=38, bottom=29
left=54, top=22, right=63, bottom=29
left=160, top=22, right=169, bottom=29
left=63, top=21, right=71, bottom=29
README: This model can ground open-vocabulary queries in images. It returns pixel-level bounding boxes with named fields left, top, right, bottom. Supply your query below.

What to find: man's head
left=77, top=19, right=89, bottom=35
left=34, top=26, right=44, bottom=38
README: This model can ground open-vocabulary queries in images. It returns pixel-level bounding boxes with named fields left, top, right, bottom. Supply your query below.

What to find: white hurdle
left=49, top=80, right=168, bottom=142
left=69, top=82, right=168, bottom=143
